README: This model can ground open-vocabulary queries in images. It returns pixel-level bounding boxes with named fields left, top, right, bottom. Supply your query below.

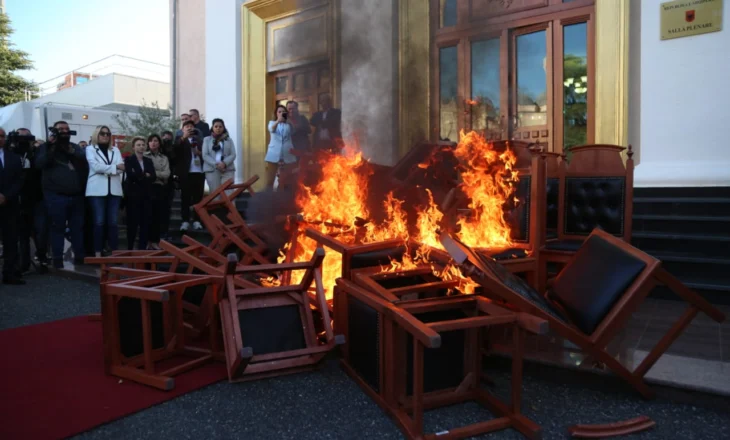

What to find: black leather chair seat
left=478, top=256, right=567, bottom=323
left=550, top=235, right=646, bottom=334
left=544, top=239, right=584, bottom=252
left=349, top=246, right=408, bottom=270
left=489, top=248, right=529, bottom=261
left=546, top=229, right=558, bottom=240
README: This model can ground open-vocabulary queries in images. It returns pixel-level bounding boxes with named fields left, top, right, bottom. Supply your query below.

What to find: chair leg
left=591, top=346, right=655, bottom=400
left=634, top=305, right=698, bottom=379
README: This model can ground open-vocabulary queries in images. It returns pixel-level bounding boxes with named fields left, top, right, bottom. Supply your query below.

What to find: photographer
left=35, top=121, right=87, bottom=269
left=265, top=105, right=296, bottom=190
left=9, top=128, right=49, bottom=274
left=174, top=120, right=205, bottom=231
left=0, top=127, right=26, bottom=285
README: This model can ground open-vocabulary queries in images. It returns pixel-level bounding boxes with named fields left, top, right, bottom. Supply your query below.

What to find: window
left=562, top=22, right=588, bottom=150
left=471, top=39, right=501, bottom=137
left=439, top=46, right=459, bottom=142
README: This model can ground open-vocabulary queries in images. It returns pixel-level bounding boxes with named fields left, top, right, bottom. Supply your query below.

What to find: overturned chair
left=440, top=228, right=726, bottom=399
left=219, top=248, right=344, bottom=381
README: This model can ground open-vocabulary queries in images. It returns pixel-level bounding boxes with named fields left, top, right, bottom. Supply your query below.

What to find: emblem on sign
left=685, top=10, right=695, bottom=22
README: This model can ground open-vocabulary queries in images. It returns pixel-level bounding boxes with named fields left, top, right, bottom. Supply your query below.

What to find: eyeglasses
left=99, top=132, right=111, bottom=136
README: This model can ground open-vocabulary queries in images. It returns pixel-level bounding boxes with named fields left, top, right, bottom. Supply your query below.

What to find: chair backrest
left=557, top=145, right=634, bottom=242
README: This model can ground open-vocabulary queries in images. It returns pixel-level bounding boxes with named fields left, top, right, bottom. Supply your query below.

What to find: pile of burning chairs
left=88, top=143, right=725, bottom=440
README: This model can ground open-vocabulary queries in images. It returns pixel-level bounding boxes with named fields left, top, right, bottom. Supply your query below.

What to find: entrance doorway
left=433, top=1, right=594, bottom=154
left=272, top=62, right=331, bottom=121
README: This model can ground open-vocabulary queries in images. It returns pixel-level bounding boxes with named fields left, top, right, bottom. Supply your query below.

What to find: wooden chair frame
left=440, top=228, right=726, bottom=399
left=334, top=278, right=547, bottom=440
left=219, top=248, right=344, bottom=381
left=193, top=175, right=270, bottom=263
left=100, top=269, right=224, bottom=390
left=537, top=145, right=634, bottom=291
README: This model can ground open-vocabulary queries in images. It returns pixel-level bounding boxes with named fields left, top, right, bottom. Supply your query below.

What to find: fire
left=270, top=130, right=517, bottom=301
left=453, top=130, right=518, bottom=249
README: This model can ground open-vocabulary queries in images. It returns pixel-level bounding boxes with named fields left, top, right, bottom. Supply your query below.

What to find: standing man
left=35, top=121, right=87, bottom=269
left=310, top=95, right=342, bottom=153
left=189, top=109, right=211, bottom=139
left=0, top=128, right=26, bottom=284
left=286, top=100, right=312, bottom=153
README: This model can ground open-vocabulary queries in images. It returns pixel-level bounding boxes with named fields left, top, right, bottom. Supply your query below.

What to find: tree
left=0, top=12, right=39, bottom=106
left=113, top=100, right=180, bottom=154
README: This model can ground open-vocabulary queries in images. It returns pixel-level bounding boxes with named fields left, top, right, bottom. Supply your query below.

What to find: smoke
left=338, top=0, right=398, bottom=166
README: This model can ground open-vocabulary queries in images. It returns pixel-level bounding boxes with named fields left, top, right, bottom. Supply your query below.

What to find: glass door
left=511, top=24, right=552, bottom=150
left=468, top=35, right=507, bottom=140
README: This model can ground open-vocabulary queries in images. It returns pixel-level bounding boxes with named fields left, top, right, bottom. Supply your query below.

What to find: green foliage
left=0, top=13, right=39, bottom=106
left=113, top=100, right=180, bottom=154
left=562, top=53, right=588, bottom=153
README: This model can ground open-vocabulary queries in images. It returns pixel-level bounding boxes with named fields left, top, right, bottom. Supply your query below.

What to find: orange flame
left=272, top=130, right=517, bottom=301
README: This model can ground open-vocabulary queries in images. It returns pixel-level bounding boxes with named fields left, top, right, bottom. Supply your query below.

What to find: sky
left=5, top=0, right=170, bottom=85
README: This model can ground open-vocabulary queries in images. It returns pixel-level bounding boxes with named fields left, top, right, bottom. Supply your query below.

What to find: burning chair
left=537, top=144, right=634, bottom=291
left=440, top=228, right=726, bottom=399
left=99, top=268, right=224, bottom=390
left=334, top=277, right=548, bottom=440
left=218, top=248, right=344, bottom=381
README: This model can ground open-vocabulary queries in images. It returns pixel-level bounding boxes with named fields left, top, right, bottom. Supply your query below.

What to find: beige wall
left=172, top=0, right=206, bottom=118
left=113, top=75, right=171, bottom=108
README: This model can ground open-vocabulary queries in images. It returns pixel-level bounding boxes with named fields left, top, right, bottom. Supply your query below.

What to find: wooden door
left=273, top=62, right=331, bottom=121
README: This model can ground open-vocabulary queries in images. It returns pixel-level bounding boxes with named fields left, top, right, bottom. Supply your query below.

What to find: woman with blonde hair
left=86, top=125, right=124, bottom=257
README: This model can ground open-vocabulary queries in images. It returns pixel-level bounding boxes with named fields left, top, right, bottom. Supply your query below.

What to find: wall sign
left=661, top=0, right=723, bottom=40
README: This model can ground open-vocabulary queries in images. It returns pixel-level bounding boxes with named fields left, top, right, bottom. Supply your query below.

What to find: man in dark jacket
left=13, top=129, right=49, bottom=273
left=0, top=127, right=26, bottom=284
left=189, top=109, right=211, bottom=138
left=35, top=121, right=87, bottom=269
left=310, top=95, right=343, bottom=153
left=174, top=120, right=205, bottom=231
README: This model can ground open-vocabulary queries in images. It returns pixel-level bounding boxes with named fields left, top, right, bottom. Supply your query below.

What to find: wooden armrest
left=305, top=228, right=348, bottom=253
left=105, top=285, right=169, bottom=302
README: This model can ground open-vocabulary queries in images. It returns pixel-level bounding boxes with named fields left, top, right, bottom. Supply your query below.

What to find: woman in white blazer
left=265, top=105, right=297, bottom=189
left=202, top=118, right=236, bottom=193
left=85, top=125, right=125, bottom=257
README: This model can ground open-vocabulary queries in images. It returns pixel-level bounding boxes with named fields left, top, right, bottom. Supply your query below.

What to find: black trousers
left=180, top=173, right=205, bottom=223
left=148, top=184, right=166, bottom=243
left=125, top=197, right=151, bottom=250
left=18, top=200, right=48, bottom=269
left=160, top=182, right=175, bottom=239
left=0, top=203, right=20, bottom=278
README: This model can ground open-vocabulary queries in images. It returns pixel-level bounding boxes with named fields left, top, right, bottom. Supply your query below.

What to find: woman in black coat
left=123, top=136, right=156, bottom=250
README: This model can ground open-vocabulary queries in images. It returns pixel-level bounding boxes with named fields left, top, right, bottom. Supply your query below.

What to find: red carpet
left=0, top=317, right=227, bottom=440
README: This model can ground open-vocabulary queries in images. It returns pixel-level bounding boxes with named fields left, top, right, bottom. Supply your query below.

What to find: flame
left=270, top=130, right=517, bottom=301
left=453, top=130, right=518, bottom=249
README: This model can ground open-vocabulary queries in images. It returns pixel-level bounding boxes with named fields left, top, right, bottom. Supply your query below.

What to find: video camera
left=7, top=130, right=37, bottom=156
left=48, top=126, right=78, bottom=137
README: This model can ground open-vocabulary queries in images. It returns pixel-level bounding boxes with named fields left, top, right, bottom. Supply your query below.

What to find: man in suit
left=189, top=109, right=211, bottom=138
left=0, top=128, right=26, bottom=284
left=310, top=95, right=343, bottom=153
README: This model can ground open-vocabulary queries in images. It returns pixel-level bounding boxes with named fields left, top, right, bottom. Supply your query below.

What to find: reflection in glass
left=276, top=76, right=288, bottom=94
left=563, top=22, right=588, bottom=150
left=440, top=0, right=457, bottom=28
left=471, top=39, right=501, bottom=138
left=516, top=31, right=547, bottom=128
left=440, top=46, right=458, bottom=142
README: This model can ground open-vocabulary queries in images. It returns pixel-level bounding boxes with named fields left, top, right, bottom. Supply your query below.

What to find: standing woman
left=86, top=125, right=124, bottom=257
left=123, top=137, right=156, bottom=250
left=265, top=105, right=297, bottom=189
left=145, top=134, right=170, bottom=250
left=202, top=118, right=236, bottom=193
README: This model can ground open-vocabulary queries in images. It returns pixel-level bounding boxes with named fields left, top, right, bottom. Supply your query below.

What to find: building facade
left=174, top=0, right=729, bottom=189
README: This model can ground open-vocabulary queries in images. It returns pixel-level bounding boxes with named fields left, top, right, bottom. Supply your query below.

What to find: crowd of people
left=0, top=96, right=343, bottom=285
left=0, top=109, right=236, bottom=285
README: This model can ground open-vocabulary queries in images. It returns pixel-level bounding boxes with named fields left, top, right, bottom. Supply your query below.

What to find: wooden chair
left=537, top=145, right=634, bottom=291
left=440, top=228, right=726, bottom=399
left=193, top=176, right=270, bottom=263
left=218, top=248, right=344, bottom=381
left=334, top=278, right=548, bottom=440
left=100, top=268, right=224, bottom=390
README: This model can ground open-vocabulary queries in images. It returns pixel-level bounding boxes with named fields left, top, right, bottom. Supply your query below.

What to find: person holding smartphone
left=174, top=120, right=205, bottom=231
left=264, top=105, right=297, bottom=190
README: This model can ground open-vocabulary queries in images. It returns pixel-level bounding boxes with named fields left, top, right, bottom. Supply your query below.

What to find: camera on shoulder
left=7, top=130, right=36, bottom=156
